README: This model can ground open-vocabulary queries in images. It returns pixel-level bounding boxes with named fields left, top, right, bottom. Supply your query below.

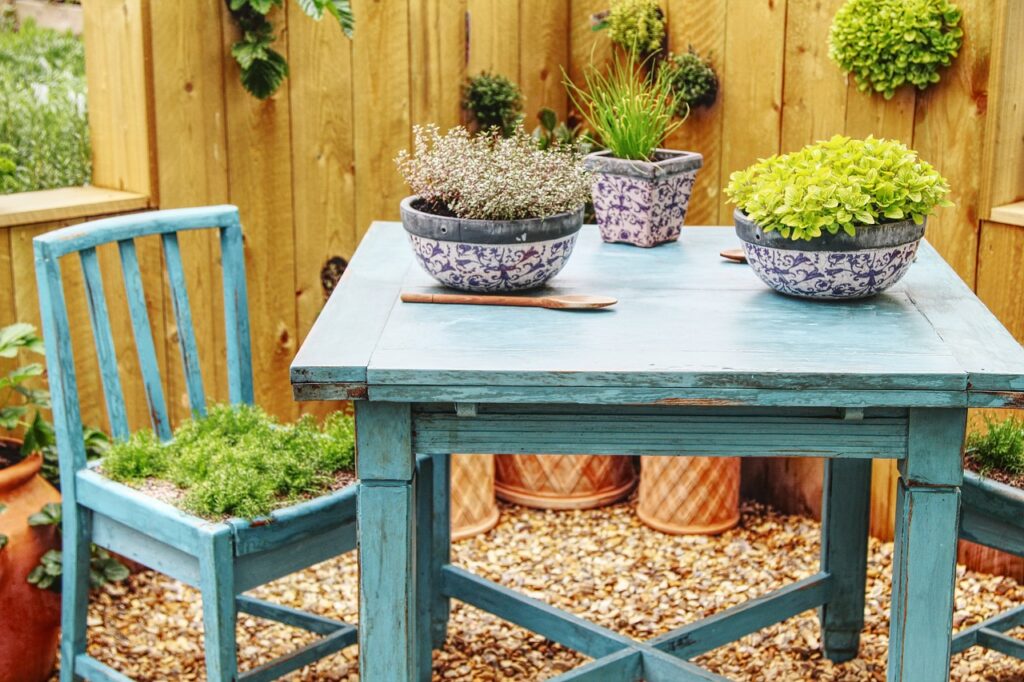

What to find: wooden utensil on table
left=401, top=292, right=617, bottom=310
left=720, top=248, right=747, bottom=263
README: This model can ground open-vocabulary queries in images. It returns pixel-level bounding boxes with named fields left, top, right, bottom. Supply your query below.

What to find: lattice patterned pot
left=637, top=456, right=740, bottom=535
left=584, top=149, right=703, bottom=248
left=450, top=454, right=500, bottom=541
left=400, top=196, right=583, bottom=292
left=734, top=209, right=926, bottom=300
left=494, top=454, right=636, bottom=510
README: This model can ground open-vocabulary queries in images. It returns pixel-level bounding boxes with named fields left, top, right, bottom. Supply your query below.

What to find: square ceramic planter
left=584, top=149, right=703, bottom=248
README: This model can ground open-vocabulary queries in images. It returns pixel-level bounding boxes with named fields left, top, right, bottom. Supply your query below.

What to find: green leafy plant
left=662, top=48, right=718, bottom=116
left=103, top=404, right=356, bottom=520
left=0, top=19, right=90, bottom=194
left=26, top=503, right=129, bottom=591
left=395, top=124, right=592, bottom=221
left=967, top=416, right=1024, bottom=478
left=531, top=107, right=598, bottom=154
left=39, top=426, right=109, bottom=490
left=725, top=135, right=952, bottom=241
left=829, top=0, right=963, bottom=99
left=601, top=0, right=665, bottom=56
left=0, top=503, right=7, bottom=550
left=463, top=72, right=524, bottom=138
left=564, top=51, right=682, bottom=161
left=228, top=0, right=354, bottom=100
left=0, top=323, right=53, bottom=459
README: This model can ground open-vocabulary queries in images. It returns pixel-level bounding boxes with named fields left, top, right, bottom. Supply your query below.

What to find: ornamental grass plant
left=725, top=135, right=952, bottom=241
left=967, top=416, right=1024, bottom=479
left=395, top=124, right=591, bottom=221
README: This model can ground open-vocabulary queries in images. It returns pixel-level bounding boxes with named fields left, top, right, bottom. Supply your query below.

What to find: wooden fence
left=0, top=0, right=1022, bottom=546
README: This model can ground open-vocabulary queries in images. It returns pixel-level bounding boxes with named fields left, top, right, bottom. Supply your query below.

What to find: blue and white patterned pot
left=735, top=210, right=926, bottom=300
left=400, top=197, right=584, bottom=293
left=584, top=149, right=703, bottom=248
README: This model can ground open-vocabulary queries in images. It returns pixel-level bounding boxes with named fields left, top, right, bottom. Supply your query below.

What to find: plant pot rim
left=583, top=148, right=703, bottom=179
left=964, top=468, right=1024, bottom=498
left=400, top=196, right=584, bottom=245
left=734, top=209, right=926, bottom=252
left=0, top=450, right=41, bottom=492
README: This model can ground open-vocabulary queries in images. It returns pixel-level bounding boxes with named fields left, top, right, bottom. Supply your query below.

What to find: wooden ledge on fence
left=0, top=186, right=149, bottom=228
left=992, top=202, right=1024, bottom=228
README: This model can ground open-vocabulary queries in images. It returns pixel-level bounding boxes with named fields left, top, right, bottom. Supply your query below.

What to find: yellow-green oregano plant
left=602, top=0, right=665, bottom=57
left=829, top=0, right=963, bottom=99
left=725, top=135, right=953, bottom=241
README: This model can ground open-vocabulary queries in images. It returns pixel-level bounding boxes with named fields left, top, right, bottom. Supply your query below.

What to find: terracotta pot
left=450, top=454, right=499, bottom=541
left=0, top=445, right=62, bottom=682
left=494, top=454, right=636, bottom=510
left=637, top=456, right=740, bottom=535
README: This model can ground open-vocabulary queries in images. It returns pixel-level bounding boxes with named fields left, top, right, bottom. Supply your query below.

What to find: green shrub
left=967, top=416, right=1024, bottom=477
left=565, top=51, right=682, bottom=161
left=463, top=72, right=524, bottom=138
left=829, top=0, right=963, bottom=99
left=103, top=404, right=356, bottom=520
left=662, top=48, right=718, bottom=116
left=725, top=135, right=952, bottom=241
left=606, top=0, right=665, bottom=56
left=0, top=19, right=91, bottom=194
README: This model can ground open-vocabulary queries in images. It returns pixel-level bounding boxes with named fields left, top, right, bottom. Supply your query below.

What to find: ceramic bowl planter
left=584, top=149, right=703, bottom=248
left=637, top=456, right=740, bottom=535
left=400, top=196, right=584, bottom=293
left=0, top=448, right=62, bottom=682
left=494, top=454, right=636, bottom=510
left=734, top=209, right=925, bottom=300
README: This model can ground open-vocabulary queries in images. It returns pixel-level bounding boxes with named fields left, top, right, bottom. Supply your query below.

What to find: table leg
left=357, top=402, right=426, bottom=682
left=887, top=408, right=965, bottom=682
left=431, top=453, right=452, bottom=647
left=819, top=458, right=871, bottom=661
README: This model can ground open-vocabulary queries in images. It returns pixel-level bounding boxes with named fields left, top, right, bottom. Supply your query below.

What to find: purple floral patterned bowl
left=734, top=210, right=926, bottom=300
left=584, top=149, right=703, bottom=248
left=400, top=197, right=584, bottom=293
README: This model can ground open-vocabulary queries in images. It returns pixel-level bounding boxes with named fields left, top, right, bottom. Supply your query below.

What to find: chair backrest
left=32, top=206, right=253, bottom=482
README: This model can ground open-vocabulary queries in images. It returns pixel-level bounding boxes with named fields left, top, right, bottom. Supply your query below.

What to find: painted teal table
left=291, top=224, right=1024, bottom=681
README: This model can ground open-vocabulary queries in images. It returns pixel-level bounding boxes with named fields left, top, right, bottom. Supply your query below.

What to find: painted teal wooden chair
left=953, top=471, right=1024, bottom=659
left=33, top=206, right=369, bottom=681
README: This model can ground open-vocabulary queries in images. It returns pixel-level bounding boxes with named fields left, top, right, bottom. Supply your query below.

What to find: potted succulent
left=725, top=135, right=952, bottom=299
left=567, top=52, right=702, bottom=248
left=395, top=124, right=591, bottom=292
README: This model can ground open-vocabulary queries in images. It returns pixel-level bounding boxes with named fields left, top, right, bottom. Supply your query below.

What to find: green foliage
left=463, top=72, right=524, bottom=138
left=26, top=502, right=129, bottom=591
left=396, top=125, right=592, bottom=221
left=0, top=19, right=90, bottom=194
left=228, top=0, right=353, bottom=100
left=39, top=426, right=110, bottom=489
left=531, top=108, right=598, bottom=154
left=103, top=404, right=356, bottom=520
left=0, top=323, right=53, bottom=459
left=725, top=135, right=953, bottom=241
left=967, top=416, right=1024, bottom=478
left=564, top=51, right=682, bottom=161
left=662, top=48, right=718, bottom=116
left=829, top=0, right=963, bottom=99
left=605, top=0, right=665, bottom=56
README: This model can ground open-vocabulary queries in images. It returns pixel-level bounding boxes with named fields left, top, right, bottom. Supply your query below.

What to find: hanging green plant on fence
left=227, top=0, right=354, bottom=100
left=463, top=72, right=524, bottom=138
left=595, top=0, right=665, bottom=57
left=662, top=48, right=718, bottom=116
left=829, top=0, right=962, bottom=99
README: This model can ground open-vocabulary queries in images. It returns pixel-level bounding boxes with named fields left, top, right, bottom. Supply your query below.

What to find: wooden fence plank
left=520, top=0, right=570, bottom=126
left=409, top=0, right=466, bottom=130
left=568, top=0, right=613, bottom=91
left=980, top=0, right=1024, bottom=215
left=467, top=0, right=520, bottom=80
left=977, top=221, right=1024, bottom=343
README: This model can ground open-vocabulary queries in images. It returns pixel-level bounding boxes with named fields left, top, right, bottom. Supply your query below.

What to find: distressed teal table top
left=291, top=224, right=1024, bottom=408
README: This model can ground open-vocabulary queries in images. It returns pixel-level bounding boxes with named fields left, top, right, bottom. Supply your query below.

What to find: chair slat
left=219, top=218, right=254, bottom=404
left=117, top=238, right=171, bottom=440
left=79, top=247, right=130, bottom=441
left=161, top=232, right=206, bottom=417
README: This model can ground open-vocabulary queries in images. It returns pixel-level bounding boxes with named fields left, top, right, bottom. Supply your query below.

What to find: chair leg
left=431, top=453, right=452, bottom=648
left=60, top=504, right=92, bottom=682
left=198, top=528, right=237, bottom=682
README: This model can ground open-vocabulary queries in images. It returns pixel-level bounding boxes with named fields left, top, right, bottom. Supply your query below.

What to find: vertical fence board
left=520, top=0, right=570, bottom=126
left=977, top=221, right=1024, bottom=342
left=568, top=0, right=613, bottom=91
left=467, top=0, right=520, bottom=79
left=409, top=0, right=466, bottom=130
left=980, top=0, right=1024, bottom=215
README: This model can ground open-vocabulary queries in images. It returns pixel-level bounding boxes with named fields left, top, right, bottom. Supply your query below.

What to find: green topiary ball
left=662, top=48, right=718, bottom=116
left=463, top=72, right=524, bottom=138
left=606, top=0, right=665, bottom=56
left=829, top=0, right=963, bottom=99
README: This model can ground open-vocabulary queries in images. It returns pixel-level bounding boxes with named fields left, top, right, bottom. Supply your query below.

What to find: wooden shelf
left=992, top=202, right=1024, bottom=228
left=0, top=186, right=150, bottom=228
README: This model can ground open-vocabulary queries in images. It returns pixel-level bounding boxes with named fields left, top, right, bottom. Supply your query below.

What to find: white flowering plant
left=395, top=125, right=592, bottom=221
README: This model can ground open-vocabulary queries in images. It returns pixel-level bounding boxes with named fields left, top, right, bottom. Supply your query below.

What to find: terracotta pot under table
left=450, top=454, right=500, bottom=541
left=495, top=454, right=637, bottom=510
left=637, top=456, right=740, bottom=535
left=0, top=444, right=62, bottom=682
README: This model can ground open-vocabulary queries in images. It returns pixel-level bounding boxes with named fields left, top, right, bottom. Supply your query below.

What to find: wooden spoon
left=720, top=248, right=747, bottom=263
left=401, top=292, right=617, bottom=310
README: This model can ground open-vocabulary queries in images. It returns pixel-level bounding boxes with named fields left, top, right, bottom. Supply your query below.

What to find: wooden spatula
left=401, top=292, right=617, bottom=310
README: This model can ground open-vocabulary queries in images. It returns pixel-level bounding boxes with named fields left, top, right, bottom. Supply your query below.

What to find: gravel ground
left=71, top=500, right=1024, bottom=681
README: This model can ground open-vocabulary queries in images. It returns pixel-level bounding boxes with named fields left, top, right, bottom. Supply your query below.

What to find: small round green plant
left=967, top=416, right=1024, bottom=477
left=725, top=135, right=952, bottom=241
left=662, top=48, right=718, bottom=116
left=463, top=72, right=524, bottom=138
left=605, top=0, right=665, bottom=56
left=829, top=0, right=963, bottom=99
